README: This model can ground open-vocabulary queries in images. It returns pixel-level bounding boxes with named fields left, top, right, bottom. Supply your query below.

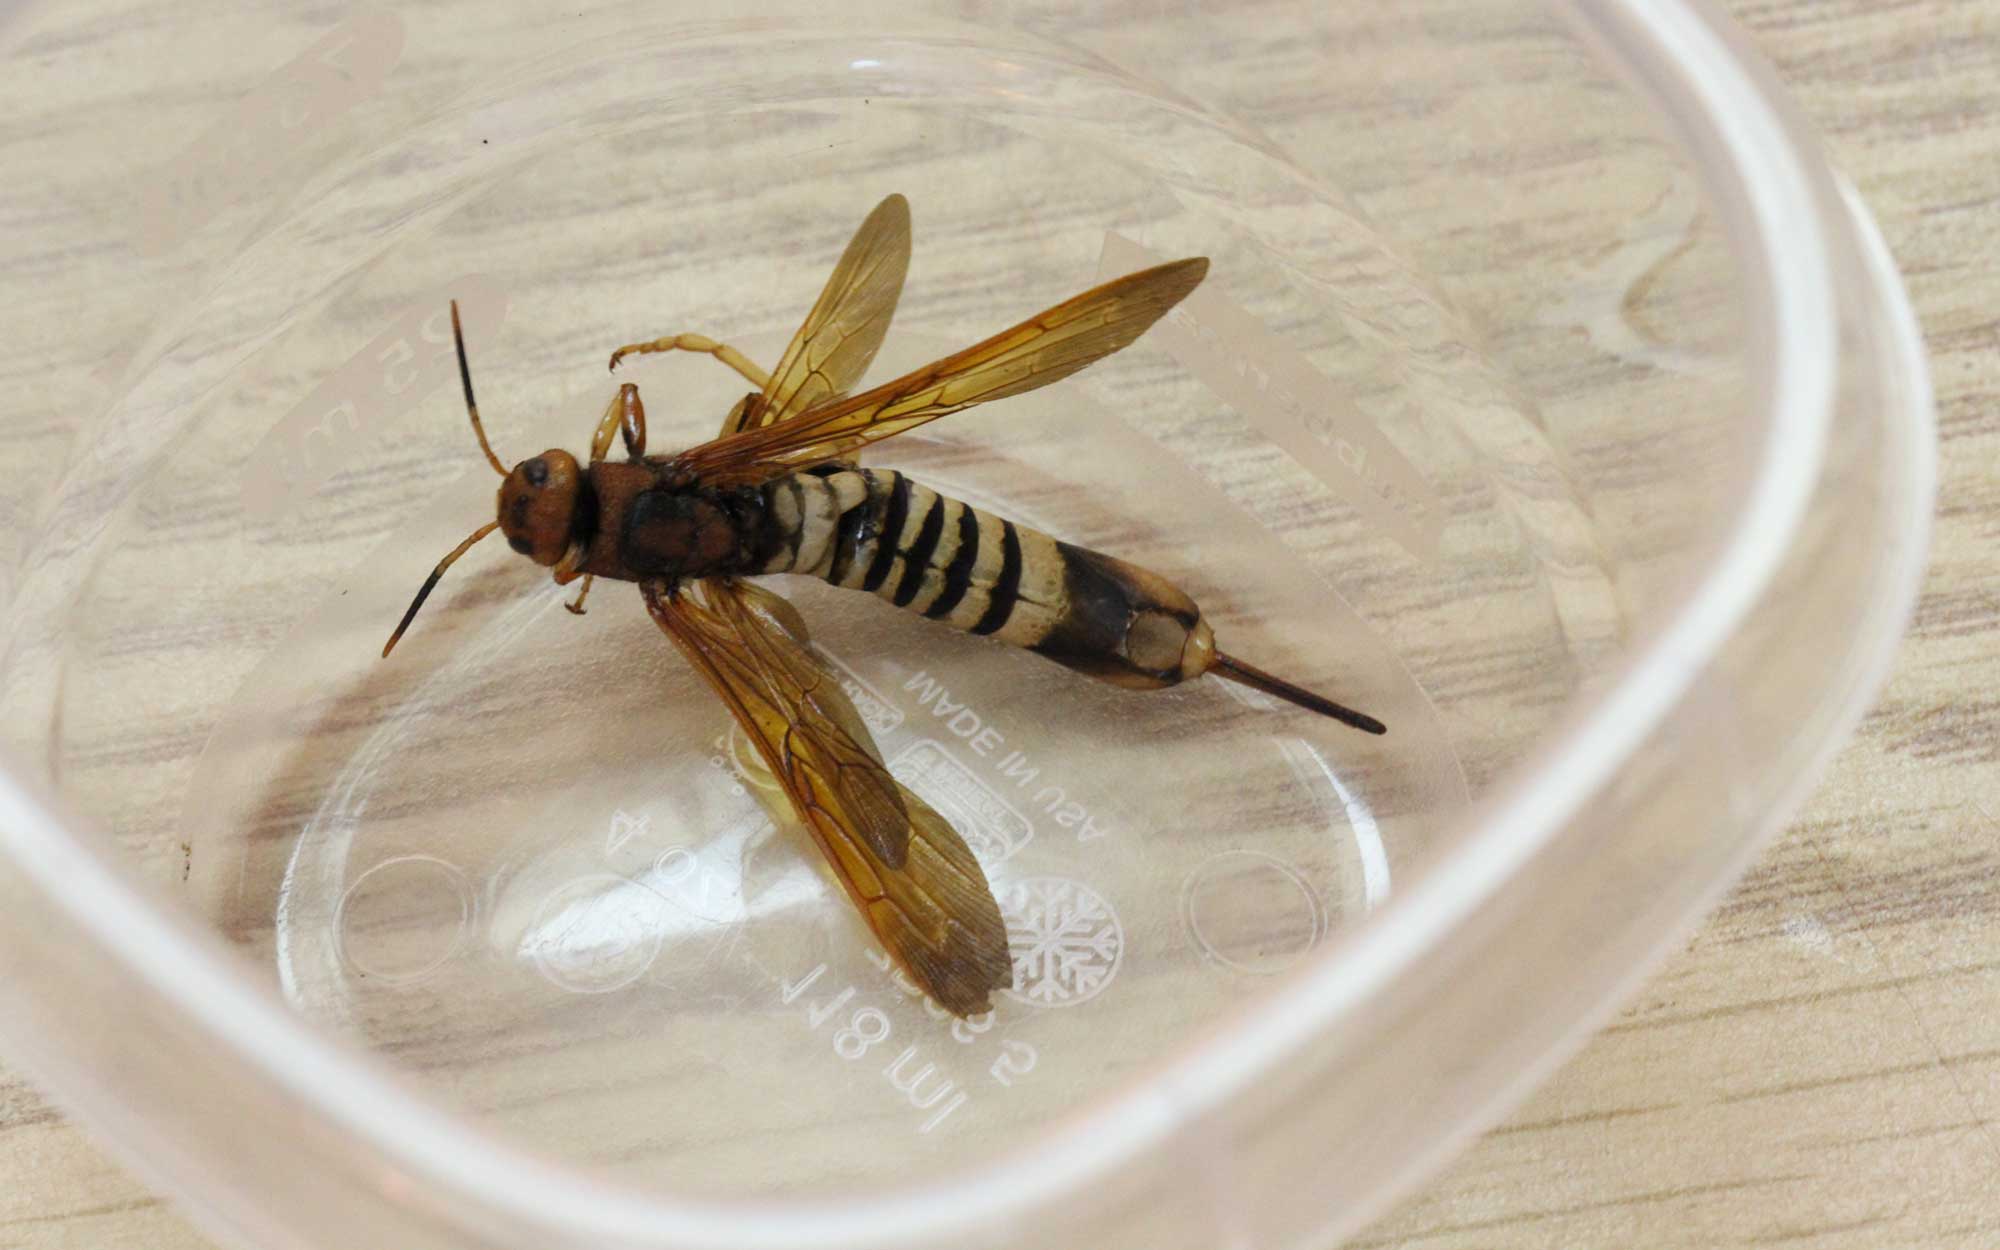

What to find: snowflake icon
left=1000, top=876, right=1124, bottom=1007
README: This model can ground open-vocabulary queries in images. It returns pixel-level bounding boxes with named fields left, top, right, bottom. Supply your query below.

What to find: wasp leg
left=565, top=385, right=641, bottom=614
left=588, top=383, right=648, bottom=463
left=550, top=537, right=592, bottom=612
left=719, top=392, right=756, bottom=437
left=607, top=332, right=770, bottom=389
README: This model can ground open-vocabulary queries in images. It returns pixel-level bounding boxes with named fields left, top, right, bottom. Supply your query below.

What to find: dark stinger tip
left=1212, top=651, right=1386, bottom=737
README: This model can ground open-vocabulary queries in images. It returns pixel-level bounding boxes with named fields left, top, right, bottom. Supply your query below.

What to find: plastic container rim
left=0, top=0, right=1930, bottom=1246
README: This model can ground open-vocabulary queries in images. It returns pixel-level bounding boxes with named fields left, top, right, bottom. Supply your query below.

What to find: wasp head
left=497, top=449, right=585, bottom=566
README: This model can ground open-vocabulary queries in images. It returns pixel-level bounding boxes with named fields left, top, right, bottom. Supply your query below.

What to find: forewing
left=723, top=193, right=912, bottom=436
left=870, top=786, right=1014, bottom=1015
left=682, top=256, right=1207, bottom=482
left=644, top=580, right=1011, bottom=1015
left=646, top=579, right=906, bottom=864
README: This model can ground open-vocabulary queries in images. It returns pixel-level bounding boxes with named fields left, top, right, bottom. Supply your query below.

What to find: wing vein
left=684, top=256, right=1207, bottom=481
left=643, top=579, right=1011, bottom=1015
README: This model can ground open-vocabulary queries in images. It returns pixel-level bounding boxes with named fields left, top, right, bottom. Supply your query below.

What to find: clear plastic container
left=0, top=2, right=1932, bottom=1248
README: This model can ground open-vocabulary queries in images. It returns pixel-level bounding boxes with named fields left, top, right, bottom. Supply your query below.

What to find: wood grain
left=0, top=1, right=1993, bottom=1247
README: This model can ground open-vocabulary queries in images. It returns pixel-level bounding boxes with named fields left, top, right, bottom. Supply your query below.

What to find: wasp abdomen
left=759, top=469, right=1214, bottom=690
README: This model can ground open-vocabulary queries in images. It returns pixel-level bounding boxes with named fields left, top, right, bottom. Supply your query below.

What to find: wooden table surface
left=1, top=2, right=1994, bottom=1247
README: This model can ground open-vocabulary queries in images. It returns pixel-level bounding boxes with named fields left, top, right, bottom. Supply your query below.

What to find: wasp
left=382, top=194, right=1385, bottom=1016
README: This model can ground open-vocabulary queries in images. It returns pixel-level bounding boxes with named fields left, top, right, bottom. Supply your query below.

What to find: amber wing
left=644, top=579, right=1012, bottom=1016
left=721, top=193, right=913, bottom=437
left=680, top=256, right=1208, bottom=482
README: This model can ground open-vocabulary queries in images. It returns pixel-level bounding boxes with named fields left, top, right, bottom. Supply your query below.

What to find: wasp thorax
left=623, top=488, right=746, bottom=579
left=497, top=449, right=581, bottom=566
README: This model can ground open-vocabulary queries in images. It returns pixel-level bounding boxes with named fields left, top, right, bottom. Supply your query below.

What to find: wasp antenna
left=1212, top=651, right=1387, bottom=736
left=382, top=520, right=501, bottom=657
left=452, top=300, right=508, bottom=477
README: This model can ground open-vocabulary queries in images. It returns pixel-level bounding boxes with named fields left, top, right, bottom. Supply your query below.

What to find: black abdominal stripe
left=758, top=469, right=1066, bottom=650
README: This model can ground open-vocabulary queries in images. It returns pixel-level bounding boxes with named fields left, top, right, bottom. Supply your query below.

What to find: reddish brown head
left=381, top=301, right=588, bottom=659
left=497, top=449, right=583, bottom=567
